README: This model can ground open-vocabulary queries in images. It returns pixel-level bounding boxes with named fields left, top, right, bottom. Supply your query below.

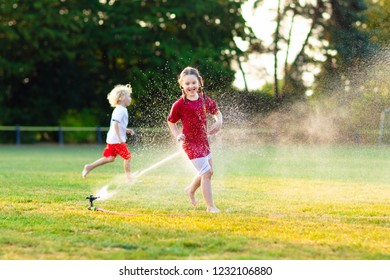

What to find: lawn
left=0, top=143, right=389, bottom=260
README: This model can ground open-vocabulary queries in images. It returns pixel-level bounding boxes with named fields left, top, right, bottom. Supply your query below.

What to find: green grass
left=0, top=144, right=389, bottom=260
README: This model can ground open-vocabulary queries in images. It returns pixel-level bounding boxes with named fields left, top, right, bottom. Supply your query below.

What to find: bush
left=58, top=109, right=101, bottom=144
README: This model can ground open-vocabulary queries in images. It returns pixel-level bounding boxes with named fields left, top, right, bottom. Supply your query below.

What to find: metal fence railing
left=0, top=125, right=386, bottom=145
left=0, top=126, right=174, bottom=146
left=0, top=126, right=109, bottom=145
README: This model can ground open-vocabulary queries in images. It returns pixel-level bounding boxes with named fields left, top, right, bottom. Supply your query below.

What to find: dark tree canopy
left=0, top=0, right=255, bottom=127
left=314, top=0, right=375, bottom=97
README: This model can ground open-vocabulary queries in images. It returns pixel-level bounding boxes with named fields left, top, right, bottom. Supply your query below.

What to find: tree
left=364, top=0, right=390, bottom=47
left=273, top=0, right=282, bottom=100
left=247, top=0, right=375, bottom=102
left=0, top=0, right=105, bottom=125
left=0, top=0, right=255, bottom=127
left=315, top=0, right=374, bottom=98
left=282, top=0, right=326, bottom=100
left=347, top=0, right=390, bottom=131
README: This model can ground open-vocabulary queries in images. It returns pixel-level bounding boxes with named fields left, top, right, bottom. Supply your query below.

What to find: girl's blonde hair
left=107, top=84, right=132, bottom=107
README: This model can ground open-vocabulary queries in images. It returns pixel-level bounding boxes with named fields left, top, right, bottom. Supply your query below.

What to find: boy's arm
left=208, top=111, right=223, bottom=135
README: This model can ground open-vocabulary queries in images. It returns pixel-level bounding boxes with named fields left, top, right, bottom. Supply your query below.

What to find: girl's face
left=181, top=74, right=199, bottom=99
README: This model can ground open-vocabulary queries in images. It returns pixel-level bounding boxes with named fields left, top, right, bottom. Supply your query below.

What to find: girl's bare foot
left=207, top=207, right=220, bottom=213
left=184, top=186, right=197, bottom=207
left=82, top=165, right=90, bottom=179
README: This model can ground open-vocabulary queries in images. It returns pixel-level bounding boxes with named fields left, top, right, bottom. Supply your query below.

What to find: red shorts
left=103, top=143, right=131, bottom=160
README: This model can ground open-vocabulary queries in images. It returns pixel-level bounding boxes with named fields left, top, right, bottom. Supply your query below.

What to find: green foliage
left=0, top=0, right=254, bottom=127
left=350, top=59, right=390, bottom=129
left=364, top=0, right=390, bottom=47
left=303, top=1, right=390, bottom=140
left=58, top=108, right=101, bottom=143
left=265, top=0, right=383, bottom=102
left=327, top=0, right=372, bottom=65
left=59, top=109, right=100, bottom=127
left=315, top=0, right=375, bottom=95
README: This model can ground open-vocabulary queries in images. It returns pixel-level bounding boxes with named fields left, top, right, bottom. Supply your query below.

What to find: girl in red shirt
left=168, top=67, right=222, bottom=213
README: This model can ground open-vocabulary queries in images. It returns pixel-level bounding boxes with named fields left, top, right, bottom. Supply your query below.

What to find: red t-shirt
left=167, top=95, right=219, bottom=160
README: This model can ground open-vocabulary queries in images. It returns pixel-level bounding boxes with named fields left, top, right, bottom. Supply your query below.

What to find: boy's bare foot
left=207, top=207, right=220, bottom=213
left=184, top=186, right=197, bottom=207
left=82, top=165, right=90, bottom=179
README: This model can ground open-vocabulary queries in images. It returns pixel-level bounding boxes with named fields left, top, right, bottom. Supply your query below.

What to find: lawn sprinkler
left=86, top=194, right=100, bottom=211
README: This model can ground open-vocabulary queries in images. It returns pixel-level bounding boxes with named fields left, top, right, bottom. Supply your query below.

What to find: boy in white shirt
left=82, top=84, right=136, bottom=182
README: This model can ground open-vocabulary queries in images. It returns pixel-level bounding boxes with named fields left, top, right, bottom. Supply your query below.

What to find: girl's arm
left=208, top=111, right=223, bottom=135
left=168, top=121, right=185, bottom=142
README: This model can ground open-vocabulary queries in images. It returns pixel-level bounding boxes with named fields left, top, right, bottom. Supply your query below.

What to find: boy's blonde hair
left=107, top=84, right=132, bottom=107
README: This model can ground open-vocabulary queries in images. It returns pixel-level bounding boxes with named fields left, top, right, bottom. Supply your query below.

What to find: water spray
left=133, top=150, right=183, bottom=178
left=86, top=149, right=185, bottom=211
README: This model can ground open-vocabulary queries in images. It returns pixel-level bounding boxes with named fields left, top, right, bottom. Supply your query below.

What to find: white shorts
left=191, top=154, right=212, bottom=176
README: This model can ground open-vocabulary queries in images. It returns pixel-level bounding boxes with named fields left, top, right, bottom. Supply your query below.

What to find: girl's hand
left=176, top=133, right=186, bottom=142
left=208, top=121, right=222, bottom=135
left=126, top=129, right=135, bottom=135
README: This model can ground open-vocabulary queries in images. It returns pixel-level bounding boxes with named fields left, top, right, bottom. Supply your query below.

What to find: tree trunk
left=289, top=1, right=323, bottom=75
left=274, top=0, right=282, bottom=100
left=237, top=58, right=248, bottom=92
left=282, top=12, right=296, bottom=94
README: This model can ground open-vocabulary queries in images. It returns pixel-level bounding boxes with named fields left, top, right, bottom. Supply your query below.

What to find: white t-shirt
left=106, top=105, right=128, bottom=144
